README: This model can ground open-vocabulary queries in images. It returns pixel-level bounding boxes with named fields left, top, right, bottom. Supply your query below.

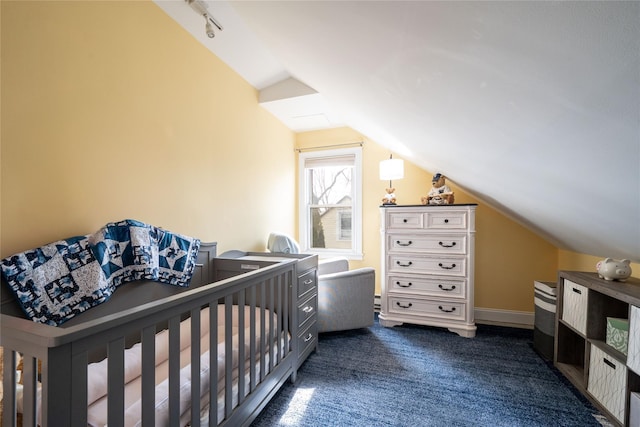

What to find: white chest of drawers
left=379, top=204, right=477, bottom=337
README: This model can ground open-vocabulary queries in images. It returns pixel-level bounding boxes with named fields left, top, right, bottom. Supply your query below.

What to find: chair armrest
left=317, top=257, right=350, bottom=275
left=318, top=267, right=375, bottom=283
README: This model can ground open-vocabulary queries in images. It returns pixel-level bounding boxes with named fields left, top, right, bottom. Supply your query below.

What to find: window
left=298, top=147, right=362, bottom=259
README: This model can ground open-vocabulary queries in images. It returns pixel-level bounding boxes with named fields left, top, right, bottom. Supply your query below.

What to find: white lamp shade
left=379, top=158, right=404, bottom=180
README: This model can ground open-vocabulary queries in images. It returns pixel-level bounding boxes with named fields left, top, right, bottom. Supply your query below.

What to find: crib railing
left=1, top=259, right=296, bottom=427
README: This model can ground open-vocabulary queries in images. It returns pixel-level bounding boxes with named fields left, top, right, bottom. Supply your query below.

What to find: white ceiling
left=155, top=0, right=640, bottom=262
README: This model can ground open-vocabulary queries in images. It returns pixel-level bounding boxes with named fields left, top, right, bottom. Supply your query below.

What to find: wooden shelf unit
left=555, top=271, right=640, bottom=426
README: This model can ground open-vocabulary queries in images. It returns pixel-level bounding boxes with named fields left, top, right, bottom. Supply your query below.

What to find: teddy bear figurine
left=382, top=187, right=397, bottom=205
left=422, top=173, right=455, bottom=205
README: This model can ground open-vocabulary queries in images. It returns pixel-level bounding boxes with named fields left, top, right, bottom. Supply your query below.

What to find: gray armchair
left=317, top=257, right=375, bottom=333
left=265, top=232, right=375, bottom=333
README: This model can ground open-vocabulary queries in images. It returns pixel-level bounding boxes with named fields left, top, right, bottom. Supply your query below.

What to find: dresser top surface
left=380, top=204, right=478, bottom=208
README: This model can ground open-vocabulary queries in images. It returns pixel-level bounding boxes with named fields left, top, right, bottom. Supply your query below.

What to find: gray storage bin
left=534, top=280, right=557, bottom=361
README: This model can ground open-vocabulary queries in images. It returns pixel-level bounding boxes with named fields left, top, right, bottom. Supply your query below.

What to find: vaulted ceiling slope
left=156, top=1, right=640, bottom=262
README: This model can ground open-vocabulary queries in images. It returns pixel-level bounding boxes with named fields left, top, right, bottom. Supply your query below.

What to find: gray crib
left=1, top=242, right=317, bottom=427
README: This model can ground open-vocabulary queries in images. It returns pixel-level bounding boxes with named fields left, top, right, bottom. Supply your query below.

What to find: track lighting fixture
left=186, top=0, right=223, bottom=39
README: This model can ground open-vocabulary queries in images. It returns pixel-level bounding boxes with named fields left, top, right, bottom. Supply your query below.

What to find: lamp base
left=382, top=201, right=397, bottom=205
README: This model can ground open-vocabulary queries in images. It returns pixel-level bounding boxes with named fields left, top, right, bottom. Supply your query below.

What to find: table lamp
left=379, top=154, right=404, bottom=205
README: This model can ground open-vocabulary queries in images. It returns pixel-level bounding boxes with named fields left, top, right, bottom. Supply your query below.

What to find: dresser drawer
left=297, top=320, right=317, bottom=361
left=388, top=296, right=466, bottom=321
left=389, top=254, right=466, bottom=277
left=588, top=344, right=626, bottom=423
left=388, top=275, right=466, bottom=298
left=297, top=269, right=317, bottom=299
left=425, top=211, right=468, bottom=229
left=386, top=211, right=423, bottom=229
left=561, top=280, right=588, bottom=335
left=388, top=233, right=467, bottom=255
left=298, top=293, right=317, bottom=328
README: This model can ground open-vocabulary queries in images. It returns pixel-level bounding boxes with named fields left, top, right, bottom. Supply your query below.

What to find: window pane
left=310, top=207, right=353, bottom=250
left=310, top=207, right=326, bottom=248
left=309, top=166, right=352, bottom=206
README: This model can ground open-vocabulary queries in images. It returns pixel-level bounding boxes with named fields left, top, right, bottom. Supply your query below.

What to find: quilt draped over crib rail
left=0, top=219, right=201, bottom=326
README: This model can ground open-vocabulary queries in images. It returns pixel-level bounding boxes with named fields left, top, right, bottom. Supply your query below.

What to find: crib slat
left=21, top=355, right=37, bottom=427
left=284, top=271, right=290, bottom=357
left=141, top=325, right=156, bottom=427
left=190, top=307, right=202, bottom=427
left=259, top=281, right=266, bottom=381
left=168, top=315, right=181, bottom=426
left=209, top=302, right=219, bottom=427
left=43, top=343, right=74, bottom=426
left=238, top=289, right=245, bottom=405
left=269, top=278, right=275, bottom=369
left=70, top=351, right=88, bottom=426
left=224, top=295, right=233, bottom=419
left=284, top=270, right=290, bottom=358
left=249, top=286, right=257, bottom=391
left=277, top=274, right=282, bottom=364
left=2, top=351, right=17, bottom=427
left=107, top=337, right=125, bottom=427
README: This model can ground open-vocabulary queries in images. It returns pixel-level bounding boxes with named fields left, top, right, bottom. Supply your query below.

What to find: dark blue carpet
left=252, top=316, right=603, bottom=427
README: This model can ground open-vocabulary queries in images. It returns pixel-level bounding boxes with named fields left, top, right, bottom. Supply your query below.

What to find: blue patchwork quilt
left=0, top=219, right=201, bottom=326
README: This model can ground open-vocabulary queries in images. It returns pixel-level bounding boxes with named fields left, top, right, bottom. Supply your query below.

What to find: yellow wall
left=1, top=0, right=296, bottom=258
left=296, top=128, right=558, bottom=312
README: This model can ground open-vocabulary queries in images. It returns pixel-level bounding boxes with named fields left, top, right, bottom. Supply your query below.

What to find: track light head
left=204, top=15, right=215, bottom=38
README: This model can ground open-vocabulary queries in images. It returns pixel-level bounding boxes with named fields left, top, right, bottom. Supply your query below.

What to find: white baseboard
left=475, top=307, right=535, bottom=329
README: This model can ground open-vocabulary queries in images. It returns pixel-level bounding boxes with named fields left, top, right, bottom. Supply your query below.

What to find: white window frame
left=298, top=147, right=363, bottom=260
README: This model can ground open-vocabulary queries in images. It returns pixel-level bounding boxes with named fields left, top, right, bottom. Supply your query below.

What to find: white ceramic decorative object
left=596, top=258, right=632, bottom=281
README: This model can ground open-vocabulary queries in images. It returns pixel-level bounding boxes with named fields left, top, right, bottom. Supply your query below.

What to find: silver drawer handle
left=396, top=281, right=412, bottom=288
left=438, top=241, right=456, bottom=248
left=438, top=305, right=456, bottom=313
left=396, top=302, right=413, bottom=309
left=396, top=240, right=413, bottom=246
left=303, top=279, right=313, bottom=285
left=438, top=284, right=456, bottom=291
left=397, top=261, right=413, bottom=267
left=438, top=263, right=456, bottom=270
left=302, top=306, right=314, bottom=313
left=303, top=333, right=314, bottom=342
